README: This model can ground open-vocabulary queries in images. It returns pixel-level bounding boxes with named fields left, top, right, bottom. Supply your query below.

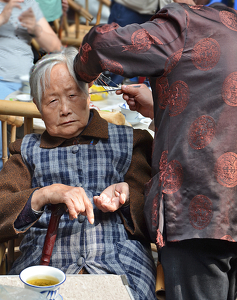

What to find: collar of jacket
left=40, top=109, right=109, bottom=149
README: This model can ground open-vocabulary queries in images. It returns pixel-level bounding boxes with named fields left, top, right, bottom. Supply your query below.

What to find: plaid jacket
left=10, top=122, right=156, bottom=300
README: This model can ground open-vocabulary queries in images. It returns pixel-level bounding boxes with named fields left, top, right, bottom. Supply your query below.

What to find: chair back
left=55, top=0, right=111, bottom=47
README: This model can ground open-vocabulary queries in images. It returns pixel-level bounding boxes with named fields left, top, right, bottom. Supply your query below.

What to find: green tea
left=27, top=275, right=59, bottom=286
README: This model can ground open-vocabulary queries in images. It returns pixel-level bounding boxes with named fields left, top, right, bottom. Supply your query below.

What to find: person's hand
left=18, top=7, right=42, bottom=37
left=31, top=184, right=94, bottom=224
left=0, top=0, right=23, bottom=26
left=93, top=182, right=129, bottom=213
left=61, top=0, right=68, bottom=16
left=116, top=84, right=154, bottom=119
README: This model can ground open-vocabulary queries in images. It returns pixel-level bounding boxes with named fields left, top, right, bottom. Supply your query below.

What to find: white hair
left=30, top=47, right=88, bottom=112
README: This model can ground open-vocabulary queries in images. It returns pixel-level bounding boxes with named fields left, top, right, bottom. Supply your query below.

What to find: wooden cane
left=40, top=204, right=66, bottom=266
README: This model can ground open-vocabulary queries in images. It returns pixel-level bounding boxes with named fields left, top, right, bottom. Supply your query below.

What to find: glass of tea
left=19, top=265, right=66, bottom=300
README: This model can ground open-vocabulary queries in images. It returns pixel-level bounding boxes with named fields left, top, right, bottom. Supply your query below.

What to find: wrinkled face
left=39, top=64, right=90, bottom=139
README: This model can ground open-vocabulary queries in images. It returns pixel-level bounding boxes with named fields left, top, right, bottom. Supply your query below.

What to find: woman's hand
left=116, top=84, right=154, bottom=119
left=93, top=182, right=129, bottom=213
left=18, top=7, right=40, bottom=36
left=0, top=0, right=23, bottom=26
left=31, top=184, right=94, bottom=224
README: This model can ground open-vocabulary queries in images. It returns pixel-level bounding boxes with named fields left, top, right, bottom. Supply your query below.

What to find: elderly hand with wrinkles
left=93, top=182, right=129, bottom=213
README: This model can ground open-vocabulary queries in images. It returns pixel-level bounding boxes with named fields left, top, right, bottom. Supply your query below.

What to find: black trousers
left=159, top=239, right=237, bottom=300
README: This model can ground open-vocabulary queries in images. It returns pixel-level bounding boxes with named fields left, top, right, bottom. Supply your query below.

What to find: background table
left=0, top=274, right=134, bottom=300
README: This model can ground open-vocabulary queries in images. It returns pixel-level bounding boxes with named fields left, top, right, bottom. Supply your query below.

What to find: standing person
left=0, top=0, right=62, bottom=170
left=74, top=2, right=237, bottom=299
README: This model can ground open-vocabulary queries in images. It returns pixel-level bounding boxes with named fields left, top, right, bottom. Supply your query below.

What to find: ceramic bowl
left=119, top=103, right=140, bottom=125
left=19, top=75, right=30, bottom=94
left=16, top=94, right=32, bottom=102
left=19, top=265, right=66, bottom=300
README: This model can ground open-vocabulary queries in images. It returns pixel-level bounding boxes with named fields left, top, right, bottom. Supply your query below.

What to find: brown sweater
left=0, top=109, right=153, bottom=243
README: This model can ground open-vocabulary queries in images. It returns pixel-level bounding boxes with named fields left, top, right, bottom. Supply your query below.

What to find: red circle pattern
left=164, top=48, right=183, bottom=76
left=189, top=195, right=213, bottom=230
left=80, top=43, right=92, bottom=64
left=99, top=59, right=124, bottom=75
left=169, top=81, right=189, bottom=117
left=95, top=23, right=120, bottom=34
left=191, top=38, right=220, bottom=71
left=123, top=29, right=155, bottom=53
left=215, top=152, right=237, bottom=188
left=222, top=72, right=237, bottom=106
left=163, top=160, right=183, bottom=194
left=188, top=115, right=216, bottom=150
left=156, top=77, right=169, bottom=109
left=219, top=11, right=237, bottom=32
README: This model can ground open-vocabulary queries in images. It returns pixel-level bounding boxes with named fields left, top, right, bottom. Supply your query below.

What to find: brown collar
left=40, top=109, right=109, bottom=149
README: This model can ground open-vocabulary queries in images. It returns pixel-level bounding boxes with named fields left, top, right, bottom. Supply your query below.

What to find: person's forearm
left=35, top=32, right=62, bottom=52
left=34, top=24, right=62, bottom=52
left=31, top=18, right=62, bottom=53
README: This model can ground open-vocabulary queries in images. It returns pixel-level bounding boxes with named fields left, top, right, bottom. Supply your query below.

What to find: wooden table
left=0, top=274, right=134, bottom=300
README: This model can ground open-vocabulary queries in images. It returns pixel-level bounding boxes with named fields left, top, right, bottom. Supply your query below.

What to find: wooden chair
left=31, top=0, right=111, bottom=55
left=95, top=0, right=111, bottom=25
left=57, top=0, right=111, bottom=47
left=57, top=0, right=94, bottom=47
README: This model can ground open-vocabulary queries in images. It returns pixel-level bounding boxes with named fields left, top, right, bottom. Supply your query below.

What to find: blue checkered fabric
left=10, top=123, right=156, bottom=300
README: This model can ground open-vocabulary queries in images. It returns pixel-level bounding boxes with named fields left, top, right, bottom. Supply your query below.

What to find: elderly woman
left=0, top=47, right=156, bottom=299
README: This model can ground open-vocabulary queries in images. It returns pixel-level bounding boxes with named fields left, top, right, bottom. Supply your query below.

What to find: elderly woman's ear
left=33, top=98, right=41, bottom=113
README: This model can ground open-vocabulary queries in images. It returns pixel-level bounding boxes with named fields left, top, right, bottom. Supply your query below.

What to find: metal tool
left=89, top=74, right=141, bottom=94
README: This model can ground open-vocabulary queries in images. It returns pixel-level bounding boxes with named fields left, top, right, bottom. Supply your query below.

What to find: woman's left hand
left=93, top=182, right=129, bottom=213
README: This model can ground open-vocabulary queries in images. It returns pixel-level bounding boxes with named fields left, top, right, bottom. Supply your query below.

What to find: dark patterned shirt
left=74, top=3, right=237, bottom=247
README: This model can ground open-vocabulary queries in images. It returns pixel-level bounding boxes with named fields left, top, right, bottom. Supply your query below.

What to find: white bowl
left=19, top=74, right=30, bottom=94
left=16, top=94, right=32, bottom=102
left=19, top=265, right=66, bottom=300
left=119, top=103, right=140, bottom=125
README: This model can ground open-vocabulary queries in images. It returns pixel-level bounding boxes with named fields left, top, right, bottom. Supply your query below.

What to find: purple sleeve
left=14, top=193, right=39, bottom=230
